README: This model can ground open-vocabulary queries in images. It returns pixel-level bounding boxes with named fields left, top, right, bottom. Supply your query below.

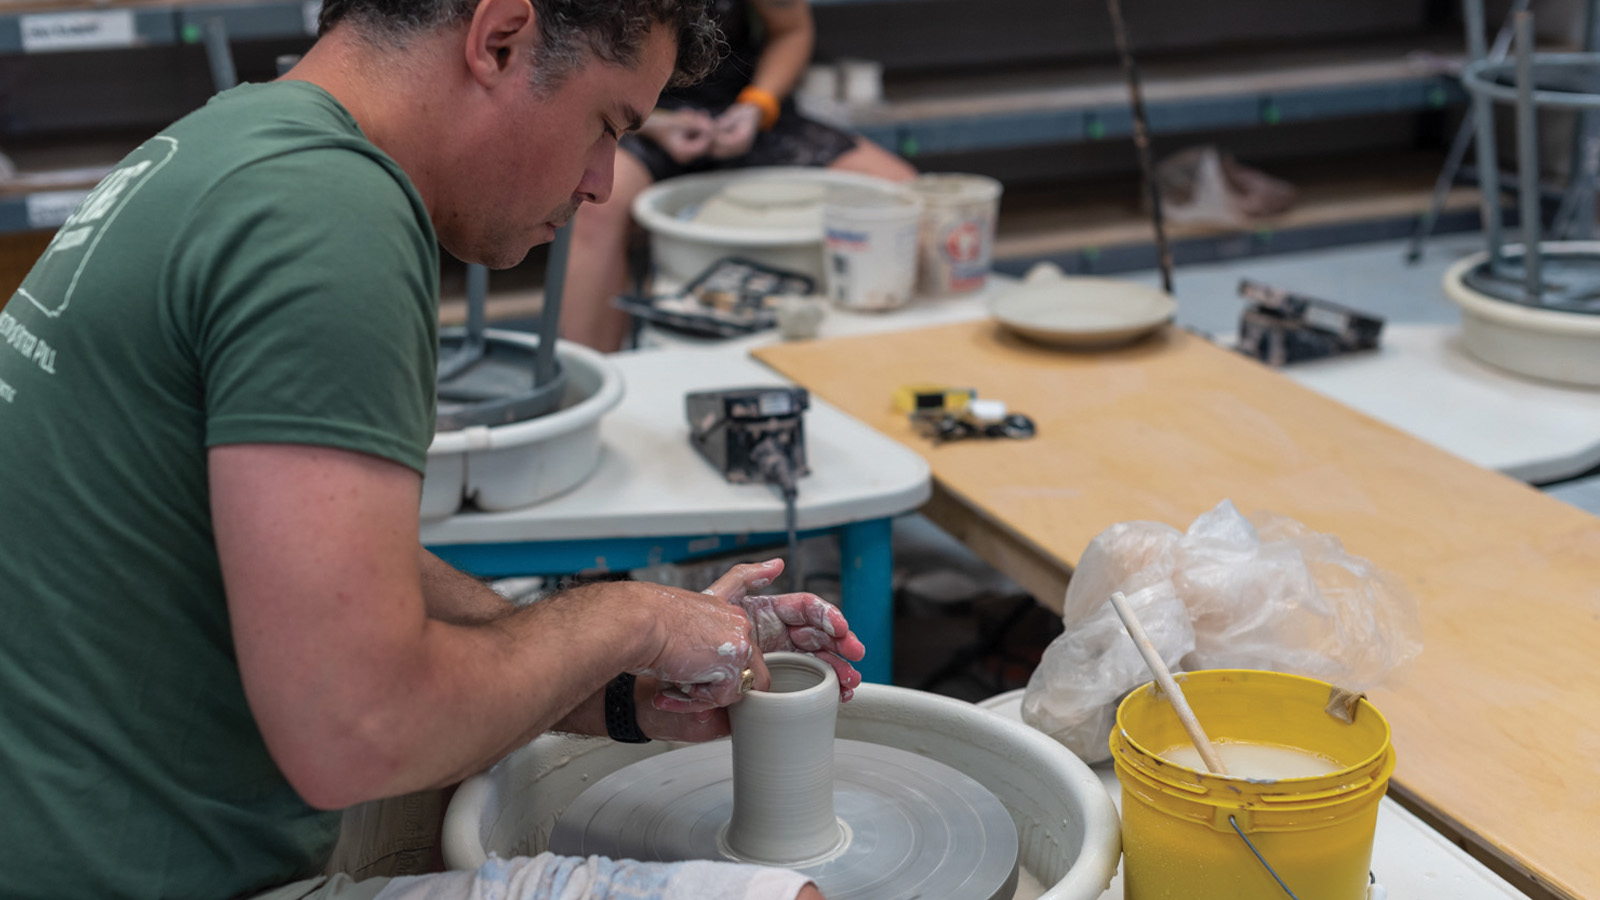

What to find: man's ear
left=464, top=0, right=538, bottom=88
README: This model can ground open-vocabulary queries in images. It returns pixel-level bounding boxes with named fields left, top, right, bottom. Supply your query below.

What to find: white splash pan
left=632, top=166, right=908, bottom=284
left=441, top=682, right=1121, bottom=899
left=420, top=331, right=623, bottom=522
left=1443, top=244, right=1600, bottom=388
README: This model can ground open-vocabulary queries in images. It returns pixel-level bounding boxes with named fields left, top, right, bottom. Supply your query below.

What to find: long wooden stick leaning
left=1108, top=591, right=1229, bottom=775
left=1105, top=0, right=1174, bottom=296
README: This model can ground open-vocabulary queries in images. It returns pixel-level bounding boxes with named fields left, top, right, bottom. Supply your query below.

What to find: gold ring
left=738, top=667, right=756, bottom=693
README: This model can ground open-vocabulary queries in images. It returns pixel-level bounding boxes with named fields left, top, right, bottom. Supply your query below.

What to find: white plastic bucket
left=821, top=187, right=924, bottom=311
left=913, top=173, right=1003, bottom=296
left=419, top=333, right=623, bottom=522
left=630, top=168, right=907, bottom=285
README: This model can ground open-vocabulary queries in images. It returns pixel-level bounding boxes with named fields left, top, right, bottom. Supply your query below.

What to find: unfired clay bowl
left=988, top=264, right=1177, bottom=350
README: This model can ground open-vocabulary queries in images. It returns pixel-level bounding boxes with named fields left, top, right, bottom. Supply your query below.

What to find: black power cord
left=750, top=436, right=803, bottom=593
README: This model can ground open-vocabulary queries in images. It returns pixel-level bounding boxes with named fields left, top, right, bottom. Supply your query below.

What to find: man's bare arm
left=211, top=443, right=762, bottom=810
left=418, top=547, right=513, bottom=625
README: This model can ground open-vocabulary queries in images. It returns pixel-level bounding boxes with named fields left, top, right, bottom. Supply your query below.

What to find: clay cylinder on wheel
left=726, top=652, right=843, bottom=864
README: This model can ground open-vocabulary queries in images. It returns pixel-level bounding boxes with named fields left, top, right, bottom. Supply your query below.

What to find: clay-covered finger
left=650, top=683, right=709, bottom=711
left=752, top=594, right=865, bottom=662
left=633, top=677, right=732, bottom=742
left=744, top=647, right=772, bottom=694
left=768, top=592, right=848, bottom=637
left=812, top=649, right=862, bottom=700
left=702, top=559, right=784, bottom=604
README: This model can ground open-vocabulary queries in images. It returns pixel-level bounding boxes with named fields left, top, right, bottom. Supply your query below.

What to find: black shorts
left=620, top=103, right=862, bottom=183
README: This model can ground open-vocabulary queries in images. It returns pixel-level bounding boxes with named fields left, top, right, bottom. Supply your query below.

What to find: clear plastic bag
left=1021, top=500, right=1422, bottom=763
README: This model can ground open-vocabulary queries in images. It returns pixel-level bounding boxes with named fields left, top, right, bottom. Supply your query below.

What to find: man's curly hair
left=317, top=0, right=722, bottom=89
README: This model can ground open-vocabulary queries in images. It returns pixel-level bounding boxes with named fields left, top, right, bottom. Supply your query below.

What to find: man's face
left=442, top=24, right=676, bottom=268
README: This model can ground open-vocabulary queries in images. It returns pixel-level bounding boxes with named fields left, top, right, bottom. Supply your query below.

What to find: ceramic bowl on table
left=988, top=264, right=1177, bottom=350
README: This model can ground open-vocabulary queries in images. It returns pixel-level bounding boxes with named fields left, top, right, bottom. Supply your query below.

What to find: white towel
left=372, top=854, right=811, bottom=900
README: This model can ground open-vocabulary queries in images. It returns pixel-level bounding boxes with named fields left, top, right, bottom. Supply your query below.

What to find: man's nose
left=578, top=142, right=617, bottom=206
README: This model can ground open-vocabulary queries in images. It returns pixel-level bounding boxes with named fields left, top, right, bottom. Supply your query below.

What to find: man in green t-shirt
left=0, top=2, right=864, bottom=899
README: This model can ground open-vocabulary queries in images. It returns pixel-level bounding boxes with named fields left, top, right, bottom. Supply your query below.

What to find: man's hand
left=703, top=560, right=866, bottom=701
left=640, top=108, right=715, bottom=164
left=633, top=583, right=771, bottom=714
left=710, top=102, right=763, bottom=159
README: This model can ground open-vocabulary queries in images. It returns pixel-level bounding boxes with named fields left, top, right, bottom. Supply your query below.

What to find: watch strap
left=604, top=673, right=651, bottom=743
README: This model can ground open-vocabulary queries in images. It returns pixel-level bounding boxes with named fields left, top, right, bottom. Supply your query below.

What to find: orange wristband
left=737, top=85, right=781, bottom=130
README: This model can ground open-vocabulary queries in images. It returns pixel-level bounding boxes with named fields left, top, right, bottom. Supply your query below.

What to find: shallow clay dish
left=988, top=269, right=1177, bottom=349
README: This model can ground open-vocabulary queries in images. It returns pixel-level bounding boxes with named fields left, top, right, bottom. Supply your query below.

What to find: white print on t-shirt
left=18, top=135, right=178, bottom=319
left=0, top=310, right=54, bottom=376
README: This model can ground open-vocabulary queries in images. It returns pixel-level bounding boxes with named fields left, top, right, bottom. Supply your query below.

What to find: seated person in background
left=561, top=0, right=916, bottom=352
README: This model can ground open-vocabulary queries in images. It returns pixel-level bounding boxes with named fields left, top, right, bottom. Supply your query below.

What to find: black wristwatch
left=604, top=673, right=651, bottom=743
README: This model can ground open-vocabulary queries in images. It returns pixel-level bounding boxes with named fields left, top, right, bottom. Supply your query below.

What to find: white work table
left=1283, top=322, right=1600, bottom=483
left=422, top=348, right=931, bottom=684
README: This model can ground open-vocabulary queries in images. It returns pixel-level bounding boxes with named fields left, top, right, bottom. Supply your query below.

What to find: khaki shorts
left=246, top=873, right=389, bottom=900
left=246, top=789, right=810, bottom=900
left=248, top=788, right=447, bottom=900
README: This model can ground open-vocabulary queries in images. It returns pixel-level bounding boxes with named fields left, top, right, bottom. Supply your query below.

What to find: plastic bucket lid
left=913, top=173, right=1003, bottom=206
left=823, top=186, right=924, bottom=220
left=1110, top=669, right=1395, bottom=900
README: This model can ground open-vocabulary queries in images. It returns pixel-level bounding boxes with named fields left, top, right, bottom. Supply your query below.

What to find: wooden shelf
left=805, top=36, right=1467, bottom=157
left=987, top=152, right=1482, bottom=273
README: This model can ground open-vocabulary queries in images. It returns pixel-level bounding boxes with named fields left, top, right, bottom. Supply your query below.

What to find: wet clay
left=725, top=654, right=845, bottom=863
left=547, top=653, right=1020, bottom=900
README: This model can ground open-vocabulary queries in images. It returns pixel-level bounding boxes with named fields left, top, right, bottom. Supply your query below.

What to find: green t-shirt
left=0, top=81, right=439, bottom=899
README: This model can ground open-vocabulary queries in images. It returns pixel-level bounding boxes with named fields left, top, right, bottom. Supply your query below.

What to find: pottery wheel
left=548, top=739, right=1019, bottom=900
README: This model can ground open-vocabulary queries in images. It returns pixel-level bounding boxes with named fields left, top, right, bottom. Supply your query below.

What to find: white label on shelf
left=19, top=10, right=137, bottom=53
left=26, top=190, right=90, bottom=230
left=302, top=0, right=321, bottom=36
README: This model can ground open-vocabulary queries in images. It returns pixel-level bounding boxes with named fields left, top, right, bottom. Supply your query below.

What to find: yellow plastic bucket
left=1109, top=670, right=1395, bottom=900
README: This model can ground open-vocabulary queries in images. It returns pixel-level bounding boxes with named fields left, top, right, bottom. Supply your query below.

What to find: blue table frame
left=428, top=516, right=896, bottom=684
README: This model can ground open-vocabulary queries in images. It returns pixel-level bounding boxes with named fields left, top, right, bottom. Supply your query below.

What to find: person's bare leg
left=561, top=151, right=656, bottom=352
left=828, top=138, right=916, bottom=182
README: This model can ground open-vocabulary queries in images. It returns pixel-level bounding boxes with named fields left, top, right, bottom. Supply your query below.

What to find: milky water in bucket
left=821, top=187, right=923, bottom=311
left=912, top=173, right=1002, bottom=296
left=1159, top=741, right=1341, bottom=781
left=1111, top=670, right=1395, bottom=900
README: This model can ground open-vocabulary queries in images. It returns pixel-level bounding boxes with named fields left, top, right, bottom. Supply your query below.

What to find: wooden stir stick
left=1108, top=591, right=1229, bottom=775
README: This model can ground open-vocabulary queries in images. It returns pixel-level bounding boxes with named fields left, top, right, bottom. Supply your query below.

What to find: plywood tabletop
left=754, top=319, right=1600, bottom=900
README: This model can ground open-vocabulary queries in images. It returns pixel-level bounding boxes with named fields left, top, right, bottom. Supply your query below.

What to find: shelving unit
left=986, top=152, right=1485, bottom=277
left=0, top=0, right=1487, bottom=284
left=0, top=0, right=315, bottom=236
left=0, top=0, right=313, bottom=52
left=793, top=0, right=1483, bottom=273
left=813, top=38, right=1467, bottom=158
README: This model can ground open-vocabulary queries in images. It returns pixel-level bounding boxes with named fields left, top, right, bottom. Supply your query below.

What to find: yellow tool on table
left=891, top=384, right=974, bottom=416
left=893, top=384, right=1035, bottom=445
